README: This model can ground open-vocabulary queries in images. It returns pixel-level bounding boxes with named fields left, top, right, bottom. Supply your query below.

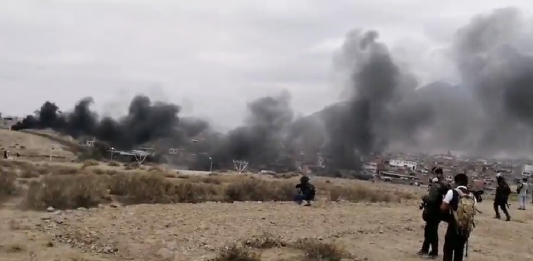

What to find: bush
left=107, top=173, right=223, bottom=204
left=0, top=170, right=19, bottom=202
left=20, top=169, right=40, bottom=179
left=81, top=160, right=99, bottom=169
left=107, top=161, right=120, bottom=167
left=292, top=239, right=346, bottom=261
left=242, top=232, right=286, bottom=249
left=329, top=185, right=410, bottom=203
left=24, top=175, right=109, bottom=210
left=225, top=180, right=295, bottom=202
left=211, top=245, right=260, bottom=261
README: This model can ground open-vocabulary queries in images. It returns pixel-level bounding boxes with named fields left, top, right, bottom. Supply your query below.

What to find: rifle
left=465, top=239, right=469, bottom=258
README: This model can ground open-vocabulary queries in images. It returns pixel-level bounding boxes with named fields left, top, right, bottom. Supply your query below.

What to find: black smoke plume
left=209, top=91, right=294, bottom=169
left=319, top=7, right=533, bottom=160
left=12, top=95, right=208, bottom=150
left=322, top=30, right=433, bottom=169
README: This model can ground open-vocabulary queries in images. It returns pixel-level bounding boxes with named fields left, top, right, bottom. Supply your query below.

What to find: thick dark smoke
left=13, top=7, right=533, bottom=171
left=322, top=30, right=433, bottom=168
left=209, top=91, right=294, bottom=169
left=12, top=95, right=208, bottom=150
left=320, top=7, right=533, bottom=160
left=448, top=7, right=533, bottom=156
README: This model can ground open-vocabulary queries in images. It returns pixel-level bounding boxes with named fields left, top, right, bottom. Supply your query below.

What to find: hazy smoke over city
left=11, top=7, right=533, bottom=169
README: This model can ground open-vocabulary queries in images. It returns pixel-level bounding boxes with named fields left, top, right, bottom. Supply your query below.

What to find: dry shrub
left=24, top=175, right=108, bottom=210
left=0, top=169, right=18, bottom=202
left=211, top=245, right=260, bottom=261
left=20, top=169, right=40, bottom=179
left=148, top=166, right=164, bottom=172
left=199, top=176, right=223, bottom=185
left=53, top=167, right=79, bottom=175
left=124, top=162, right=140, bottom=170
left=273, top=173, right=297, bottom=179
left=92, top=168, right=106, bottom=175
left=292, top=239, right=346, bottom=261
left=107, top=161, right=120, bottom=167
left=81, top=159, right=99, bottom=169
left=225, top=180, right=295, bottom=202
left=108, top=173, right=222, bottom=204
left=108, top=173, right=175, bottom=204
left=329, top=185, right=413, bottom=203
left=105, top=170, right=119, bottom=176
left=242, top=232, right=286, bottom=249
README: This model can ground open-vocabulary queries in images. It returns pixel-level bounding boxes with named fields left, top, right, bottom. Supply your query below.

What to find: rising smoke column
left=323, top=30, right=432, bottom=169
left=450, top=7, right=533, bottom=156
left=211, top=91, right=294, bottom=168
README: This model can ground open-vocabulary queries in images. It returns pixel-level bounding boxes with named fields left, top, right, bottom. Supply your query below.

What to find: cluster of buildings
left=361, top=151, right=533, bottom=190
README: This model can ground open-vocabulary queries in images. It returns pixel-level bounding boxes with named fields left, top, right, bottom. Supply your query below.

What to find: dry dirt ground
left=1, top=184, right=532, bottom=261
left=0, top=131, right=532, bottom=261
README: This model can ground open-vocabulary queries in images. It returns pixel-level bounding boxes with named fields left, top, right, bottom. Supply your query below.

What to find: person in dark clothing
left=294, top=176, right=315, bottom=206
left=441, top=173, right=476, bottom=261
left=417, top=168, right=449, bottom=258
left=494, top=175, right=511, bottom=221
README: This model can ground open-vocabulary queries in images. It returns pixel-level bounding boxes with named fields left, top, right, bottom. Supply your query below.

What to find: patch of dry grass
left=329, top=185, right=414, bottom=203
left=211, top=245, right=261, bottom=261
left=0, top=168, right=19, bottom=202
left=217, top=235, right=348, bottom=261
left=13, top=161, right=417, bottom=210
left=292, top=238, right=347, bottom=261
left=242, top=232, right=287, bottom=249
left=24, top=175, right=109, bottom=210
left=225, top=179, right=295, bottom=202
left=81, top=159, right=99, bottom=169
left=107, top=161, right=120, bottom=167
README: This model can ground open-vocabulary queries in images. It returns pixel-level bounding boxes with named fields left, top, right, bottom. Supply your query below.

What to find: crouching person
left=294, top=176, right=316, bottom=206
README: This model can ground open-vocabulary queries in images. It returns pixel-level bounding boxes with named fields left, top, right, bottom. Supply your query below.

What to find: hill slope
left=0, top=129, right=76, bottom=162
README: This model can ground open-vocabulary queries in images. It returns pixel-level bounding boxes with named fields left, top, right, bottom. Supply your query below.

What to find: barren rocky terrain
left=0, top=130, right=532, bottom=261
left=2, top=196, right=533, bottom=261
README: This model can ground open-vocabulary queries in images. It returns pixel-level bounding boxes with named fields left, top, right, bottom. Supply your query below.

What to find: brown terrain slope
left=0, top=129, right=76, bottom=162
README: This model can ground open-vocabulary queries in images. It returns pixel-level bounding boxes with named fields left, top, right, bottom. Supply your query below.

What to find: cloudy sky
left=1, top=0, right=532, bottom=130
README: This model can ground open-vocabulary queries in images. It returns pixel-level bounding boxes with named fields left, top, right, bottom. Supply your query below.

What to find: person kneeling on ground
left=441, top=173, right=478, bottom=261
left=294, top=176, right=315, bottom=206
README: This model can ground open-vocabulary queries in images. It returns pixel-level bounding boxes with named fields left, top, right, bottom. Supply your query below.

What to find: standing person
left=494, top=174, right=511, bottom=221
left=517, top=177, right=528, bottom=210
left=440, top=173, right=477, bottom=261
left=417, top=168, right=449, bottom=259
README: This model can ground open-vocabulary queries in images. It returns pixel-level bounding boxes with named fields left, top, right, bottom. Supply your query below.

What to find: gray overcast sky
left=1, top=0, right=532, bottom=130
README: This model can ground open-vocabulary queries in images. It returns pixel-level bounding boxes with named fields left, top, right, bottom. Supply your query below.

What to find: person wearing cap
left=294, top=176, right=315, bottom=206
left=494, top=174, right=511, bottom=221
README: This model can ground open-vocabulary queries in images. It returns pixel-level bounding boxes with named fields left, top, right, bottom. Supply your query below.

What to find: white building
left=389, top=159, right=418, bottom=171
left=515, top=164, right=533, bottom=177
left=363, top=162, right=378, bottom=173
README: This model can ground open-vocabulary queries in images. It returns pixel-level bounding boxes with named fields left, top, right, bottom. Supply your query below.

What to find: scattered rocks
left=46, top=206, right=55, bottom=212
left=155, top=248, right=174, bottom=260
